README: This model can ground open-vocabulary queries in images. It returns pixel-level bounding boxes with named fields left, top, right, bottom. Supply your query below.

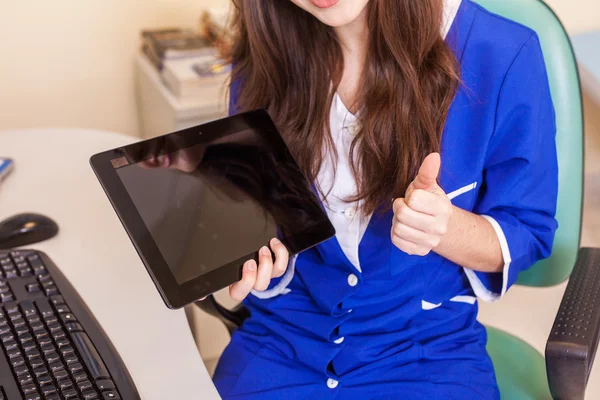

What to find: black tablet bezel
left=90, top=110, right=335, bottom=309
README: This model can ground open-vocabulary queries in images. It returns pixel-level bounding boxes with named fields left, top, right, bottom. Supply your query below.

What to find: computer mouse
left=0, top=213, right=59, bottom=249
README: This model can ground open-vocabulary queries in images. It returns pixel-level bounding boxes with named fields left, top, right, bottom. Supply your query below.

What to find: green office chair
left=197, top=1, right=597, bottom=398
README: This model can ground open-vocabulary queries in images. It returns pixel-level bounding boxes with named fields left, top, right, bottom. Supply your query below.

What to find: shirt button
left=347, top=274, right=358, bottom=287
left=344, top=207, right=355, bottom=220
left=334, top=337, right=345, bottom=344
left=327, top=378, right=339, bottom=389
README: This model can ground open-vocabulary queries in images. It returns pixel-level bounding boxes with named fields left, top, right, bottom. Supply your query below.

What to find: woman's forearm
left=434, top=206, right=504, bottom=273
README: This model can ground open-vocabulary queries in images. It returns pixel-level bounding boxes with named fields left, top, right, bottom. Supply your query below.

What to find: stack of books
left=141, top=28, right=230, bottom=102
left=141, top=28, right=216, bottom=70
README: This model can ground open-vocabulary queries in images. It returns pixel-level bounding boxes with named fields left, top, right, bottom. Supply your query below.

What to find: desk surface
left=0, top=129, right=220, bottom=400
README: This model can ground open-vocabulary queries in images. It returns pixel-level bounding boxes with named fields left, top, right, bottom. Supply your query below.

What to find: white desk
left=0, top=129, right=221, bottom=400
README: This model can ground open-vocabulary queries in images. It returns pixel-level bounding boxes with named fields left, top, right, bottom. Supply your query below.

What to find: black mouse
left=0, top=213, right=59, bottom=249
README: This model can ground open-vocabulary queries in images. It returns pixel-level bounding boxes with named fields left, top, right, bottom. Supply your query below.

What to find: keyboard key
left=5, top=304, right=19, bottom=315
left=41, top=279, right=55, bottom=288
left=62, top=389, right=79, bottom=399
left=9, top=309, right=23, bottom=320
left=3, top=339, right=18, bottom=351
left=58, top=379, right=73, bottom=391
left=46, top=396, right=60, bottom=400
left=51, top=330, right=66, bottom=340
left=49, top=361, right=64, bottom=373
left=83, top=391, right=100, bottom=400
left=1, top=332, right=15, bottom=342
left=22, top=383, right=37, bottom=395
left=13, top=319, right=27, bottom=330
left=30, top=358, right=45, bottom=370
left=31, top=322, right=45, bottom=333
left=61, top=346, right=75, bottom=358
left=19, top=374, right=34, bottom=386
left=20, top=267, right=33, bottom=277
left=46, top=352, right=60, bottom=364
left=46, top=315, right=59, bottom=325
left=16, top=325, right=29, bottom=336
left=26, top=283, right=40, bottom=293
left=7, top=348, right=21, bottom=359
left=69, top=362, right=84, bottom=374
left=79, top=380, right=93, bottom=392
left=19, top=333, right=34, bottom=345
left=30, top=258, right=45, bottom=272
left=48, top=323, right=62, bottom=333
left=65, top=354, right=78, bottom=366
left=56, top=338, right=70, bottom=348
left=38, top=335, right=52, bottom=347
left=60, top=313, right=77, bottom=324
left=41, top=385, right=57, bottom=397
left=95, top=379, right=116, bottom=391
left=45, top=286, right=59, bottom=296
left=55, top=305, right=71, bottom=314
left=50, top=295, right=64, bottom=306
left=38, top=374, right=53, bottom=387
left=25, top=394, right=41, bottom=400
left=33, top=366, right=49, bottom=378
left=71, top=332, right=110, bottom=379
left=11, top=356, right=25, bottom=368
left=35, top=299, right=54, bottom=318
left=41, top=342, right=55, bottom=354
left=73, top=372, right=88, bottom=383
left=24, top=346, right=40, bottom=358
left=54, top=369, right=69, bottom=381
left=66, top=323, right=83, bottom=333
left=5, top=269, right=17, bottom=279
left=0, top=293, right=14, bottom=303
left=15, top=365, right=29, bottom=377
left=0, top=325, right=10, bottom=336
left=16, top=261, right=28, bottom=270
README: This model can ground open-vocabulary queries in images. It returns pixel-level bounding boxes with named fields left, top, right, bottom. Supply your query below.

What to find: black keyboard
left=0, top=250, right=139, bottom=400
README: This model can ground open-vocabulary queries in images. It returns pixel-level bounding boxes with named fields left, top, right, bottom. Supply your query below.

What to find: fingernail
left=271, top=237, right=281, bottom=245
left=246, top=260, right=257, bottom=271
left=260, top=246, right=270, bottom=256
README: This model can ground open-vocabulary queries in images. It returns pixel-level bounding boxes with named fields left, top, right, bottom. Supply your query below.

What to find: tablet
left=90, top=110, right=335, bottom=309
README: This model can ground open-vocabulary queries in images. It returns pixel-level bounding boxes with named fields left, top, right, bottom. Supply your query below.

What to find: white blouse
left=316, top=94, right=371, bottom=272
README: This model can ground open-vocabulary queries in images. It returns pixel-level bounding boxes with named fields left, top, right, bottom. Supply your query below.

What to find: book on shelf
left=160, top=55, right=231, bottom=102
left=141, top=28, right=216, bottom=70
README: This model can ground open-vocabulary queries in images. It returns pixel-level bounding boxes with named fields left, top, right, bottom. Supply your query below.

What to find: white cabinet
left=134, top=53, right=229, bottom=139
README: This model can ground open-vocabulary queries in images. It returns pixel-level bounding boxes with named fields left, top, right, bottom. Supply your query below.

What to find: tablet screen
left=114, top=127, right=323, bottom=285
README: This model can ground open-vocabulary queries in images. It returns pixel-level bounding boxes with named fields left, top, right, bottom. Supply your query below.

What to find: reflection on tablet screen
left=115, top=128, right=321, bottom=285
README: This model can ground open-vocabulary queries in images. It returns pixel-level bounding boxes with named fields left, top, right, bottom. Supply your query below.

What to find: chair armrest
left=193, top=294, right=250, bottom=336
left=546, top=247, right=600, bottom=400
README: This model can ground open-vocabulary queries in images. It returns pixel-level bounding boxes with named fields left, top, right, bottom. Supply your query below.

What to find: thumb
left=411, top=153, right=441, bottom=191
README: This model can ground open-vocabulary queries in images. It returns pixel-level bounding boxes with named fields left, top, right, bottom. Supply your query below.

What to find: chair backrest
left=473, top=0, right=584, bottom=287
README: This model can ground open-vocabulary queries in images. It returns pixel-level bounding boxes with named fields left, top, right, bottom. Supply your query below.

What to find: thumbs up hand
left=392, top=153, right=452, bottom=256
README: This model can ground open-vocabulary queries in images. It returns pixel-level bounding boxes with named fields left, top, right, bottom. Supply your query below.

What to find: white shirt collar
left=442, top=0, right=463, bottom=39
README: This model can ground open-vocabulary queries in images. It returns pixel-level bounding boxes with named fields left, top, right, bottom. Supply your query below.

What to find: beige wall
left=0, top=0, right=228, bottom=136
left=545, top=0, right=600, bottom=34
left=0, top=0, right=598, bottom=137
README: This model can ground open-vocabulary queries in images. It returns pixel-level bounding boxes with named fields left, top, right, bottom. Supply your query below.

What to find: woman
left=214, top=0, right=558, bottom=399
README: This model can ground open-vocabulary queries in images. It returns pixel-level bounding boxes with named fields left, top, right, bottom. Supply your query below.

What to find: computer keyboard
left=0, top=250, right=139, bottom=400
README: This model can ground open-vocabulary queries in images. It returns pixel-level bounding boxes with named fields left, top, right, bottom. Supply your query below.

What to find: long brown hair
left=228, top=0, right=460, bottom=215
